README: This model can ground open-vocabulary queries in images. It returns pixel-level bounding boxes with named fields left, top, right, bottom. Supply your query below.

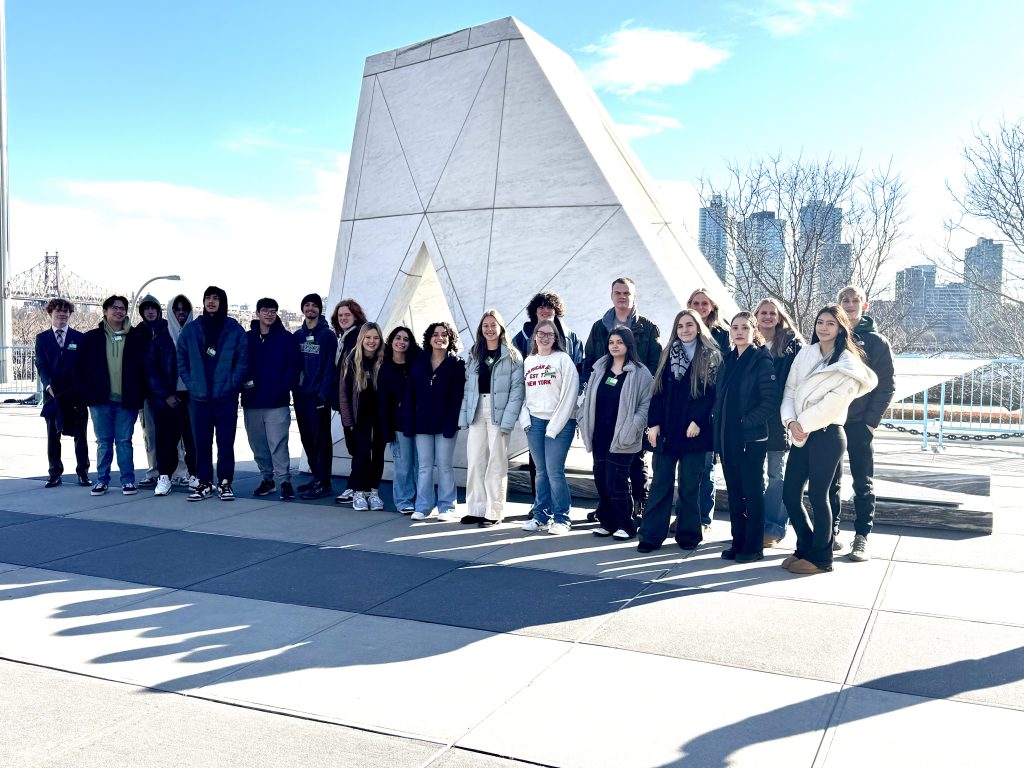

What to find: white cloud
left=582, top=25, right=731, bottom=96
left=748, top=0, right=853, bottom=37
left=10, top=153, right=350, bottom=313
left=615, top=114, right=685, bottom=140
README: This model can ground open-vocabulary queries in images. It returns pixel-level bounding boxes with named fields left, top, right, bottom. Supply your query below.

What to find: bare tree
left=10, top=305, right=50, bottom=346
left=699, top=152, right=908, bottom=336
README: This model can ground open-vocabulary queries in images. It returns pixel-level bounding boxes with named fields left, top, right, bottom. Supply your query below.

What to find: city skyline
left=4, top=1, right=1024, bottom=311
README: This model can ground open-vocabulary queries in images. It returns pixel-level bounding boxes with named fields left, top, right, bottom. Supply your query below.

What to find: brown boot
left=764, top=534, right=781, bottom=548
left=780, top=555, right=799, bottom=569
left=787, top=558, right=830, bottom=574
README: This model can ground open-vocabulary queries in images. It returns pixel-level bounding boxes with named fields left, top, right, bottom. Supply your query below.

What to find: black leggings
left=784, top=424, right=846, bottom=569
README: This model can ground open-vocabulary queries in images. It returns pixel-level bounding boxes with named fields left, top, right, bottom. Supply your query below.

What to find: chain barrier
left=880, top=422, right=1020, bottom=441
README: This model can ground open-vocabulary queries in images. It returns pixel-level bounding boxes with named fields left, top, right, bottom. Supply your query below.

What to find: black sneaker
left=280, top=481, right=295, bottom=500
left=188, top=482, right=215, bottom=502
left=218, top=480, right=235, bottom=501
left=77, top=474, right=92, bottom=486
left=45, top=476, right=62, bottom=488
left=297, top=480, right=315, bottom=493
left=299, top=481, right=331, bottom=500
left=137, top=477, right=158, bottom=489
left=253, top=479, right=276, bottom=497
left=122, top=483, right=138, bottom=495
left=90, top=482, right=108, bottom=496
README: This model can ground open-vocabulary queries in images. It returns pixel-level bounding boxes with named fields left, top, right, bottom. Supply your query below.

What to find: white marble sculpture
left=327, top=16, right=736, bottom=477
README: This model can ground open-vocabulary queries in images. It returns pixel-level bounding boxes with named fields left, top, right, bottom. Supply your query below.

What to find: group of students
left=36, top=277, right=894, bottom=574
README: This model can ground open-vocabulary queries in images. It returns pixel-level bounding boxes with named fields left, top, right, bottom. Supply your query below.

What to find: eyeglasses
left=108, top=305, right=127, bottom=312
left=535, top=332, right=555, bottom=340
left=258, top=308, right=278, bottom=314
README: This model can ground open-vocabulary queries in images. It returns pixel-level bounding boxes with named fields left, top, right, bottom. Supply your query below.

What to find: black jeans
left=785, top=425, right=846, bottom=569
left=45, top=409, right=89, bottom=478
left=830, top=420, right=875, bottom=537
left=189, top=397, right=238, bottom=485
left=348, top=420, right=387, bottom=492
left=593, top=447, right=636, bottom=535
left=722, top=442, right=769, bottom=556
left=640, top=451, right=704, bottom=549
left=630, top=447, right=649, bottom=504
left=295, top=395, right=334, bottom=483
left=153, top=393, right=196, bottom=477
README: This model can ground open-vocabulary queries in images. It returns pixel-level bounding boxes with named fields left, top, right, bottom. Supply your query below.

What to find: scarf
left=669, top=338, right=696, bottom=381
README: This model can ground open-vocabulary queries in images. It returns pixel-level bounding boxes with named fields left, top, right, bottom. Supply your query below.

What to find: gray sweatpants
left=244, top=406, right=292, bottom=483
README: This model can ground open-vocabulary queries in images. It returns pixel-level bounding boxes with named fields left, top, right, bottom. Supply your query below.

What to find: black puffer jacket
left=377, top=356, right=414, bottom=443
left=648, top=364, right=716, bottom=455
left=765, top=335, right=803, bottom=451
left=403, top=354, right=466, bottom=439
left=847, top=315, right=896, bottom=427
left=144, top=319, right=179, bottom=408
left=711, top=345, right=778, bottom=452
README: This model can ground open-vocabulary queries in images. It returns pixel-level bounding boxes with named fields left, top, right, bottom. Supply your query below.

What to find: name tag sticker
left=485, top=357, right=495, bottom=367
left=67, top=343, right=77, bottom=350
left=206, top=347, right=217, bottom=357
left=604, top=376, right=619, bottom=386
left=306, top=335, right=314, bottom=343
left=244, top=380, right=255, bottom=389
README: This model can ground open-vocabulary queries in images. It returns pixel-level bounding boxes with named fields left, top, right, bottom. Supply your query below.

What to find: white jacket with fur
left=780, top=343, right=878, bottom=447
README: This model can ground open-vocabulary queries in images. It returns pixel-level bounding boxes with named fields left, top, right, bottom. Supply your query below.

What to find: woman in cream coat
left=780, top=305, right=877, bottom=575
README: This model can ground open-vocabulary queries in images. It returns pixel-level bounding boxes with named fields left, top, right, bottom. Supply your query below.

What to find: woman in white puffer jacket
left=780, top=305, right=877, bottom=575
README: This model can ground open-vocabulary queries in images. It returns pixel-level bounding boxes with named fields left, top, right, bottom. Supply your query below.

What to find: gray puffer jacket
left=459, top=345, right=525, bottom=433
left=580, top=356, right=654, bottom=454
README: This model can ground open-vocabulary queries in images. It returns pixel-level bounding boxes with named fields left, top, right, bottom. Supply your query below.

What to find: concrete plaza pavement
left=0, top=404, right=1022, bottom=767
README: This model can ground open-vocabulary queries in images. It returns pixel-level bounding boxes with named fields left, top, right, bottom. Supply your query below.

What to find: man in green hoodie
left=76, top=294, right=147, bottom=495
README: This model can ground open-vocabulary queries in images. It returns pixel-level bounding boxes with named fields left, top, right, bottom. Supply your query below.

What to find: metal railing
left=0, top=346, right=40, bottom=399
left=883, top=357, right=1024, bottom=449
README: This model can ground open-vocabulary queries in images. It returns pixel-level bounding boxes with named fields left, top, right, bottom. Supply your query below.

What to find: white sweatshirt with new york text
left=519, top=351, right=580, bottom=438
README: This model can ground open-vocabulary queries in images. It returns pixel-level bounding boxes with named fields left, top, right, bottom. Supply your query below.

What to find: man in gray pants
left=242, top=298, right=302, bottom=500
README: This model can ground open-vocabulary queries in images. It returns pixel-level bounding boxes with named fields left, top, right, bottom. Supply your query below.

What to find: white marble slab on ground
left=879, top=560, right=1024, bottom=626
left=0, top=567, right=351, bottom=693
left=197, top=613, right=570, bottom=742
left=460, top=643, right=839, bottom=768
left=892, top=529, right=1024, bottom=571
left=818, top=686, right=1024, bottom=768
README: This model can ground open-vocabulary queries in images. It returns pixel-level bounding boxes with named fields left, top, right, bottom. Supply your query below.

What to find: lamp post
left=130, top=275, right=181, bottom=321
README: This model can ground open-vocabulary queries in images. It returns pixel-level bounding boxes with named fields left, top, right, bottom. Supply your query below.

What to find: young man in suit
left=34, top=298, right=91, bottom=487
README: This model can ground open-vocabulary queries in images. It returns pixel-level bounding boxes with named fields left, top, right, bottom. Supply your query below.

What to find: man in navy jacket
left=292, top=293, right=337, bottom=499
left=177, top=286, right=248, bottom=501
left=243, top=297, right=301, bottom=500
left=34, top=297, right=90, bottom=487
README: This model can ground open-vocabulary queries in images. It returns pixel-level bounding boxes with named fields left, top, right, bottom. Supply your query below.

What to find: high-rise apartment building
left=735, top=210, right=786, bottom=302
left=799, top=201, right=851, bottom=300
left=699, top=194, right=734, bottom=290
left=964, top=237, right=1004, bottom=319
left=895, top=264, right=936, bottom=325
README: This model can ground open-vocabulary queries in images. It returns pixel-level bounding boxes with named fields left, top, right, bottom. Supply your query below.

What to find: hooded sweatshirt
left=166, top=294, right=194, bottom=392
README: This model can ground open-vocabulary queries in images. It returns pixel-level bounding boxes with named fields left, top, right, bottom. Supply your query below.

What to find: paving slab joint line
left=32, top=525, right=176, bottom=569
left=421, top=744, right=558, bottom=768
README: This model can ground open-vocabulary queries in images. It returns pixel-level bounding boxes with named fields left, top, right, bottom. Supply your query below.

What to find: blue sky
left=6, top=0, right=1024, bottom=309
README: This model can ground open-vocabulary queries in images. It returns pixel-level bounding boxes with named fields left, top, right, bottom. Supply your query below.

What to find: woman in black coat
left=638, top=309, right=722, bottom=553
left=711, top=311, right=779, bottom=563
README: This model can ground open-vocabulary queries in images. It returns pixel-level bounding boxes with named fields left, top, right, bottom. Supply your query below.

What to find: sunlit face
left=611, top=281, right=635, bottom=312
left=481, top=316, right=500, bottom=342
left=336, top=305, right=355, bottom=330
left=258, top=307, right=278, bottom=329
left=607, top=334, right=627, bottom=358
left=756, top=303, right=779, bottom=332
left=815, top=312, right=840, bottom=344
left=677, top=315, right=699, bottom=343
left=204, top=294, right=221, bottom=313
left=302, top=301, right=320, bottom=320
left=104, top=301, right=127, bottom=327
left=50, top=306, right=71, bottom=327
left=362, top=329, right=381, bottom=354
left=536, top=305, right=556, bottom=321
left=731, top=316, right=755, bottom=348
left=391, top=331, right=410, bottom=355
left=142, top=306, right=159, bottom=322
left=173, top=304, right=189, bottom=324
left=689, top=293, right=713, bottom=320
left=840, top=293, right=866, bottom=323
left=534, top=323, right=556, bottom=353
left=430, top=326, right=450, bottom=351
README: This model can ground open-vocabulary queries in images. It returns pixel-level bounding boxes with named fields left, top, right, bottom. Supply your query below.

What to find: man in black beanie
left=293, top=292, right=337, bottom=499
left=177, top=286, right=248, bottom=501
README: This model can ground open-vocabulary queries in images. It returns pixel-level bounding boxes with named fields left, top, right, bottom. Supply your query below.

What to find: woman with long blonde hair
left=337, top=322, right=386, bottom=511
left=638, top=309, right=721, bottom=552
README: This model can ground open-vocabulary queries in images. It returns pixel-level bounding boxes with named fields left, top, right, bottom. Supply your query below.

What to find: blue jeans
left=414, top=434, right=456, bottom=514
left=390, top=433, right=418, bottom=510
left=699, top=451, right=715, bottom=526
left=526, top=416, right=575, bottom=525
left=763, top=449, right=788, bottom=539
left=90, top=402, right=139, bottom=486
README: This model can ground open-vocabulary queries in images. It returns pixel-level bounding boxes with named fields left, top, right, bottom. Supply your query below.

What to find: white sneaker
left=521, top=519, right=551, bottom=532
left=592, top=527, right=612, bottom=537
left=437, top=509, right=460, bottom=522
left=188, top=474, right=200, bottom=491
left=352, top=491, right=369, bottom=511
left=549, top=522, right=571, bottom=535
left=154, top=475, right=172, bottom=496
left=368, top=489, right=384, bottom=511
left=336, top=488, right=355, bottom=505
left=612, top=529, right=632, bottom=540
left=410, top=510, right=437, bottom=521
left=399, top=506, right=415, bottom=515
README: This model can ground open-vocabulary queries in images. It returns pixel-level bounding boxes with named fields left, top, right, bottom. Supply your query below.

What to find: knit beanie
left=301, top=293, right=323, bottom=314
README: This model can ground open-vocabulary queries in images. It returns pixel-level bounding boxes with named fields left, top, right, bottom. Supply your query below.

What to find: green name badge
left=604, top=376, right=618, bottom=386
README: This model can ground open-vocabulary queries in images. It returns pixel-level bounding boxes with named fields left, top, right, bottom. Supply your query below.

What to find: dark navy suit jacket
left=34, top=326, right=85, bottom=420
